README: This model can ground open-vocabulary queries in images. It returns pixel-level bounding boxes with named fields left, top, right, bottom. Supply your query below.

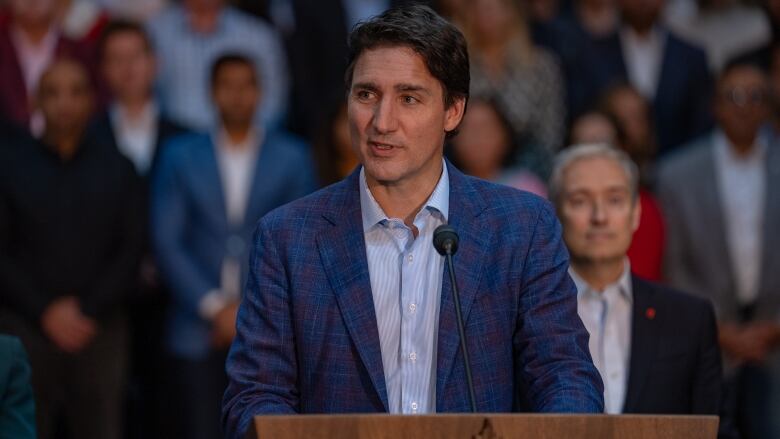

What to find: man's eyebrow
left=351, top=82, right=379, bottom=92
left=396, top=83, right=431, bottom=95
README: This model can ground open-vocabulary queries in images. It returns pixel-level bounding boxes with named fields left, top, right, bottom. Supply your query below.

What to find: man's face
left=101, top=31, right=156, bottom=102
left=558, top=156, right=639, bottom=265
left=348, top=46, right=464, bottom=186
left=618, top=0, right=664, bottom=31
left=37, top=60, right=93, bottom=136
left=211, top=62, right=260, bottom=128
left=715, top=66, right=769, bottom=146
left=10, top=0, right=55, bottom=27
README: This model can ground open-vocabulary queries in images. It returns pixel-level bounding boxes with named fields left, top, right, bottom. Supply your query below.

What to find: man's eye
left=356, top=90, right=373, bottom=100
left=402, top=95, right=419, bottom=104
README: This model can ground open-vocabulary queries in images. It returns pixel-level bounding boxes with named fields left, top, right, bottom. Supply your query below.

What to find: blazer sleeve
left=0, top=181, right=50, bottom=322
left=151, top=143, right=220, bottom=316
left=514, top=201, right=605, bottom=412
left=222, top=218, right=299, bottom=439
left=81, top=158, right=145, bottom=318
left=691, top=300, right=722, bottom=414
left=0, top=336, right=36, bottom=439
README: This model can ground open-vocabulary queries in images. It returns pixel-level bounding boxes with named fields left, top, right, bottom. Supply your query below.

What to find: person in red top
left=0, top=0, right=86, bottom=133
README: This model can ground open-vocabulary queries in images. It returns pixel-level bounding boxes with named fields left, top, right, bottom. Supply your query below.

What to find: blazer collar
left=623, top=275, right=660, bottom=412
left=316, top=161, right=491, bottom=411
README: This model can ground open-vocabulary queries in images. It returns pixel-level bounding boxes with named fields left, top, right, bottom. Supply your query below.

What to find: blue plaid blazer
left=222, top=162, right=604, bottom=438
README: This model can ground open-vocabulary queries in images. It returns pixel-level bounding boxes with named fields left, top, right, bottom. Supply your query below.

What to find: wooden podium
left=248, top=413, right=719, bottom=438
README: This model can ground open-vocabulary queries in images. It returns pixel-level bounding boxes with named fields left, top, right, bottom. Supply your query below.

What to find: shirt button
left=409, top=352, right=417, bottom=362
left=409, top=303, right=417, bottom=313
left=411, top=402, right=418, bottom=411
left=408, top=254, right=413, bottom=263
left=610, top=372, right=619, bottom=380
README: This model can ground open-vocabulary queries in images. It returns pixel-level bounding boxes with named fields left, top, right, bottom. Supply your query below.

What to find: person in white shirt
left=151, top=53, right=314, bottom=439
left=550, top=144, right=727, bottom=427
left=658, top=61, right=780, bottom=439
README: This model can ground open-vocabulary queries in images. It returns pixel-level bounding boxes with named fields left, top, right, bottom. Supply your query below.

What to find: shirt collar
left=569, top=259, right=633, bottom=303
left=213, top=126, right=262, bottom=154
left=360, top=159, right=450, bottom=232
left=111, top=101, right=158, bottom=130
left=713, top=129, right=768, bottom=165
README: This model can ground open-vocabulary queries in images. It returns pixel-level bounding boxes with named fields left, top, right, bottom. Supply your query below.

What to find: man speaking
left=222, top=5, right=603, bottom=437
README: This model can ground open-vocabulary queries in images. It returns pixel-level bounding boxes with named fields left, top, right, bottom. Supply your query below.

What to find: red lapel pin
left=645, top=307, right=656, bottom=320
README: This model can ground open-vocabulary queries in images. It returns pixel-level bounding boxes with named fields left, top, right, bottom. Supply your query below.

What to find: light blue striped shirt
left=147, top=5, right=289, bottom=130
left=360, top=164, right=449, bottom=414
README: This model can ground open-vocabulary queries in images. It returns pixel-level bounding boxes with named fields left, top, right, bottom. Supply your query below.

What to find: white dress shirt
left=713, top=130, right=766, bottom=305
left=111, top=102, right=159, bottom=175
left=360, top=161, right=449, bottom=414
left=571, top=261, right=633, bottom=414
left=198, top=129, right=261, bottom=319
left=620, top=26, right=666, bottom=100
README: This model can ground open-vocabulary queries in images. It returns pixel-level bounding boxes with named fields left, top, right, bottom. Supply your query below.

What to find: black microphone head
left=433, top=224, right=459, bottom=256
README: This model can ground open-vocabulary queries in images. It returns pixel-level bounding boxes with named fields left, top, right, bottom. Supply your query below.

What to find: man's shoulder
left=657, top=135, right=713, bottom=186
left=633, top=276, right=715, bottom=321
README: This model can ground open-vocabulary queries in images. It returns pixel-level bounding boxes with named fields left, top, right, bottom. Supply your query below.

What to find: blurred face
left=570, top=113, right=618, bottom=145
left=348, top=46, right=465, bottom=187
left=10, top=0, right=55, bottom=27
left=37, top=60, right=94, bottom=137
left=618, top=0, right=664, bottom=31
left=211, top=62, right=260, bottom=129
left=714, top=66, right=769, bottom=147
left=470, top=0, right=516, bottom=43
left=607, top=88, right=650, bottom=156
left=451, top=101, right=510, bottom=177
left=558, top=156, right=639, bottom=265
left=101, top=31, right=156, bottom=103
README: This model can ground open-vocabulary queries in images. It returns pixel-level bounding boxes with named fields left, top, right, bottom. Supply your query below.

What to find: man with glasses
left=658, top=60, right=780, bottom=439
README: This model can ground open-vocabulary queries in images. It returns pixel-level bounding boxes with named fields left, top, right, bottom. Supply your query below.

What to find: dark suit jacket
left=0, top=335, right=36, bottom=439
left=222, top=162, right=604, bottom=438
left=583, top=28, right=713, bottom=155
left=623, top=276, right=722, bottom=414
left=86, top=110, right=186, bottom=180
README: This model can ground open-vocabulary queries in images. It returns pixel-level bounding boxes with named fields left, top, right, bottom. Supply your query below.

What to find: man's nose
left=372, top=97, right=398, bottom=133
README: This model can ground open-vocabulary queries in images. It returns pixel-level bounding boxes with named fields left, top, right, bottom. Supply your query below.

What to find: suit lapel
left=623, top=276, right=660, bottom=412
left=316, top=170, right=389, bottom=411
left=758, top=140, right=780, bottom=305
left=436, top=163, right=490, bottom=408
left=198, top=136, right=229, bottom=228
left=244, top=135, right=277, bottom=225
left=696, top=145, right=739, bottom=311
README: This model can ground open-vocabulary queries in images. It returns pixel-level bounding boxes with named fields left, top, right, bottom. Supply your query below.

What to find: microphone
left=433, top=224, right=477, bottom=413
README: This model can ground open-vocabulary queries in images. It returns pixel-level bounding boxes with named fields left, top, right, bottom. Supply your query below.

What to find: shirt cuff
left=199, top=289, right=228, bottom=320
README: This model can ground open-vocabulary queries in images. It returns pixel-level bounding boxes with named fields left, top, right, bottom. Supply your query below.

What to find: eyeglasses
left=719, top=87, right=768, bottom=107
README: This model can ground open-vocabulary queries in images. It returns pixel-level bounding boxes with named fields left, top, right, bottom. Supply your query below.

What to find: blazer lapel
left=436, top=163, right=490, bottom=408
left=758, top=141, right=780, bottom=308
left=243, top=136, right=278, bottom=225
left=316, top=170, right=389, bottom=411
left=198, top=136, right=229, bottom=228
left=623, top=276, right=660, bottom=412
left=696, top=145, right=739, bottom=312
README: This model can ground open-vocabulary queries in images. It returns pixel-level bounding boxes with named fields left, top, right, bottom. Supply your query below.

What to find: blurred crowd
left=0, top=0, right=778, bottom=438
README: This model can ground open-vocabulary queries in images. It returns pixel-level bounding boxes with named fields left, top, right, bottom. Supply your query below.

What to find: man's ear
left=444, top=97, right=466, bottom=133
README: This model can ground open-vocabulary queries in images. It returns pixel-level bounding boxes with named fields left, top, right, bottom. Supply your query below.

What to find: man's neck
left=571, top=258, right=626, bottom=292
left=223, top=123, right=252, bottom=147
left=624, top=23, right=655, bottom=40
left=117, top=95, right=153, bottom=120
left=186, top=4, right=221, bottom=33
left=367, top=161, right=443, bottom=229
left=44, top=130, right=82, bottom=161
left=725, top=132, right=758, bottom=158
left=13, top=22, right=53, bottom=46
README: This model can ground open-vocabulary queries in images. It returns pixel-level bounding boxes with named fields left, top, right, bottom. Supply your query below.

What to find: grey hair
left=548, top=143, right=640, bottom=209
